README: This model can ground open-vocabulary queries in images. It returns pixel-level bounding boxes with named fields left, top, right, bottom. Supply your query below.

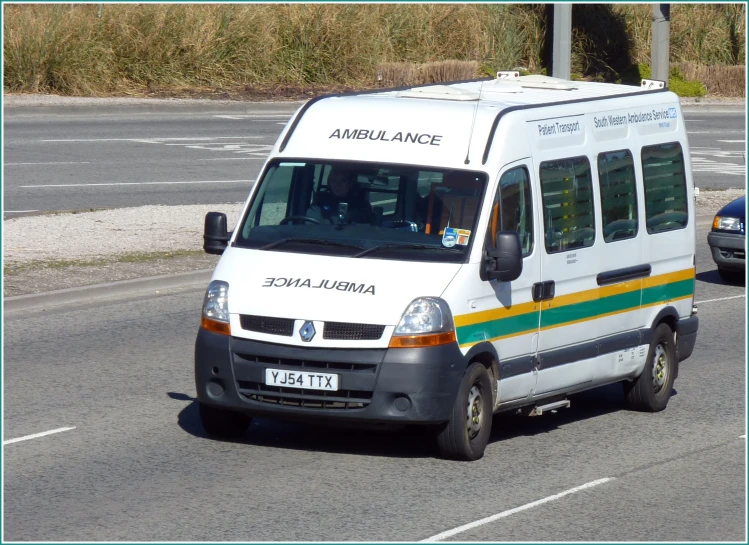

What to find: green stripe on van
left=641, top=278, right=694, bottom=306
left=539, top=289, right=642, bottom=329
left=456, top=277, right=693, bottom=346
left=456, top=310, right=540, bottom=344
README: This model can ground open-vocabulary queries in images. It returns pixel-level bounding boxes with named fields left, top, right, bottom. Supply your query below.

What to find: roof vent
left=641, top=78, right=666, bottom=90
left=396, top=85, right=480, bottom=101
left=516, top=75, right=580, bottom=90
left=495, top=72, right=580, bottom=90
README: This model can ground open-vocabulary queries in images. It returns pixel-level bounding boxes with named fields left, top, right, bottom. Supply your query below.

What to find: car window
left=641, top=142, right=689, bottom=234
left=489, top=166, right=534, bottom=256
left=539, top=156, right=596, bottom=253
left=598, top=150, right=638, bottom=242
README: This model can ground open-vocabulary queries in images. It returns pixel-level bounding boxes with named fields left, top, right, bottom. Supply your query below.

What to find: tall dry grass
left=2, top=4, right=745, bottom=96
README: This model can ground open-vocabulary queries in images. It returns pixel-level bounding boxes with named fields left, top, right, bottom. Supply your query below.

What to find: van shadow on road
left=169, top=383, right=668, bottom=459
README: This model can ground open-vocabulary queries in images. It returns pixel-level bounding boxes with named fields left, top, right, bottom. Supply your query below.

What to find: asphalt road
left=2, top=103, right=746, bottom=215
left=3, top=220, right=746, bottom=541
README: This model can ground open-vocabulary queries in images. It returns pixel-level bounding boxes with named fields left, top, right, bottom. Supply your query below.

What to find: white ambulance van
left=196, top=74, right=698, bottom=460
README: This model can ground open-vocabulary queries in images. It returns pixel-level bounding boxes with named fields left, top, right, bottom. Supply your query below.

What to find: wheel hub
left=466, top=385, right=483, bottom=439
left=652, top=344, right=668, bottom=393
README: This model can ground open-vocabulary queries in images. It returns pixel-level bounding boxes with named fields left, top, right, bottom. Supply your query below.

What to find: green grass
left=2, top=4, right=744, bottom=96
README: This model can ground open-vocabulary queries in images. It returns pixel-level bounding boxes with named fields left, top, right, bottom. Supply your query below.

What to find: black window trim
left=539, top=154, right=597, bottom=255
left=597, top=148, right=639, bottom=244
left=640, top=140, right=690, bottom=235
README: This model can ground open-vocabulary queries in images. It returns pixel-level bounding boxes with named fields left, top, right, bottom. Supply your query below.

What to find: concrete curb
left=2, top=100, right=303, bottom=118
left=681, top=104, right=746, bottom=114
left=4, top=268, right=212, bottom=313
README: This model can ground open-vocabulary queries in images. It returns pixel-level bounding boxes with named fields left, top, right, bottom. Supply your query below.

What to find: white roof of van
left=279, top=76, right=676, bottom=168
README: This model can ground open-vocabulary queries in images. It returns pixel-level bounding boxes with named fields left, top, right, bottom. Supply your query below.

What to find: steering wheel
left=279, top=215, right=324, bottom=225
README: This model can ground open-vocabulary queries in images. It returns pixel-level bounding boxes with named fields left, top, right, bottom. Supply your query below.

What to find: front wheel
left=624, top=323, right=676, bottom=412
left=199, top=403, right=252, bottom=438
left=437, top=362, right=493, bottom=461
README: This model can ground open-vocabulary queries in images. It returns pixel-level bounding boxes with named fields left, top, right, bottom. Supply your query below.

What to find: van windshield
left=235, top=159, right=488, bottom=263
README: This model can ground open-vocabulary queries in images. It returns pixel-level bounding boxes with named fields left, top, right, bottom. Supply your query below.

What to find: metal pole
left=552, top=4, right=572, bottom=80
left=651, top=4, right=670, bottom=82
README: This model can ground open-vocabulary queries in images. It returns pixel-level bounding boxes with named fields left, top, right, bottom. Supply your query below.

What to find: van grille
left=237, top=381, right=372, bottom=410
left=323, top=322, right=385, bottom=340
left=232, top=352, right=378, bottom=374
left=238, top=315, right=385, bottom=341
left=239, top=315, right=294, bottom=336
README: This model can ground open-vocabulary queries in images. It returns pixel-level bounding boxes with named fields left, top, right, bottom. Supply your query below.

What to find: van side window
left=539, top=156, right=595, bottom=253
left=641, top=142, right=689, bottom=233
left=598, top=150, right=638, bottom=242
left=490, top=166, right=533, bottom=256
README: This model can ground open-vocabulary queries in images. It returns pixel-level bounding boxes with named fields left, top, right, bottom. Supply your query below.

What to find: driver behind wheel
left=306, top=167, right=373, bottom=224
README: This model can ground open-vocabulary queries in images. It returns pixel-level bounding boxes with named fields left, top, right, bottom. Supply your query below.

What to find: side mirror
left=484, top=231, right=523, bottom=282
left=204, top=212, right=231, bottom=255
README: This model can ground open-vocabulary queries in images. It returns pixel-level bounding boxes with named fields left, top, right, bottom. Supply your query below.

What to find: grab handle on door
left=532, top=281, right=555, bottom=302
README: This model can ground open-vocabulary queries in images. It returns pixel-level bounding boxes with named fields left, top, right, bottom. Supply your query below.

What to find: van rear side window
left=539, top=156, right=596, bottom=253
left=598, top=150, right=638, bottom=242
left=641, top=142, right=688, bottom=233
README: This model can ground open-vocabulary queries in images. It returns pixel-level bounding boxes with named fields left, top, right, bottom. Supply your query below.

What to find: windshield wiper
left=353, top=243, right=463, bottom=258
left=260, top=238, right=364, bottom=252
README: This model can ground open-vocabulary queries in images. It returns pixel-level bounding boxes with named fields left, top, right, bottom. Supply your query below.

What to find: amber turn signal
left=388, top=331, right=456, bottom=348
left=201, top=316, right=231, bottom=336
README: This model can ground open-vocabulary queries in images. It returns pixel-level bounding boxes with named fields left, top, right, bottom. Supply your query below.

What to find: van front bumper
left=195, top=329, right=466, bottom=425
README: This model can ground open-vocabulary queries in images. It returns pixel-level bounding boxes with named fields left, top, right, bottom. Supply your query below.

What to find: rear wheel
left=199, top=403, right=252, bottom=438
left=624, top=323, right=676, bottom=412
left=437, top=362, right=493, bottom=461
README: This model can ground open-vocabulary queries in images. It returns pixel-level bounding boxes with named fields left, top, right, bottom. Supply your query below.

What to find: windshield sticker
left=263, top=277, right=375, bottom=295
left=443, top=227, right=471, bottom=247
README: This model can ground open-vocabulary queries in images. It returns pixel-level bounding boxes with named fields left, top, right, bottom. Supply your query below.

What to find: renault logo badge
left=299, top=321, right=316, bottom=342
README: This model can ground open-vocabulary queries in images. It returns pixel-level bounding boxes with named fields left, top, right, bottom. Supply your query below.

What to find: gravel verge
left=3, top=189, right=745, bottom=298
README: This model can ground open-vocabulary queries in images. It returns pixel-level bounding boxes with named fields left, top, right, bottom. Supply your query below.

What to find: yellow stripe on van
left=453, top=300, right=539, bottom=327
left=642, top=267, right=695, bottom=288
left=454, top=268, right=694, bottom=348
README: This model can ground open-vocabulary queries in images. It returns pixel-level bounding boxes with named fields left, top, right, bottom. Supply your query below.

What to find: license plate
left=265, top=369, right=339, bottom=391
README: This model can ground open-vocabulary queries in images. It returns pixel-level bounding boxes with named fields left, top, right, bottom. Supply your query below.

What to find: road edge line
left=4, top=269, right=213, bottom=313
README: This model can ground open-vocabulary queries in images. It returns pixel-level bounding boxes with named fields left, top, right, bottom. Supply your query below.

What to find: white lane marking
left=694, top=295, right=745, bottom=305
left=740, top=435, right=746, bottom=439
left=5, top=161, right=91, bottom=166
left=21, top=179, right=254, bottom=188
left=214, top=114, right=291, bottom=120
left=4, top=426, right=76, bottom=445
left=420, top=478, right=615, bottom=542
left=40, top=136, right=261, bottom=142
left=718, top=140, right=746, bottom=143
left=199, top=157, right=265, bottom=161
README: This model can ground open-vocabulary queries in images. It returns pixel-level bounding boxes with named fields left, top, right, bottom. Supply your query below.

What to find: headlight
left=712, top=216, right=742, bottom=231
left=201, top=280, right=231, bottom=335
left=390, top=297, right=456, bottom=348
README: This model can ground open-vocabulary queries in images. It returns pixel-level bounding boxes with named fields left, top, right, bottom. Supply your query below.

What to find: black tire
left=437, top=362, right=493, bottom=461
left=199, top=403, right=252, bottom=438
left=718, top=267, right=745, bottom=284
left=624, top=323, right=676, bottom=412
